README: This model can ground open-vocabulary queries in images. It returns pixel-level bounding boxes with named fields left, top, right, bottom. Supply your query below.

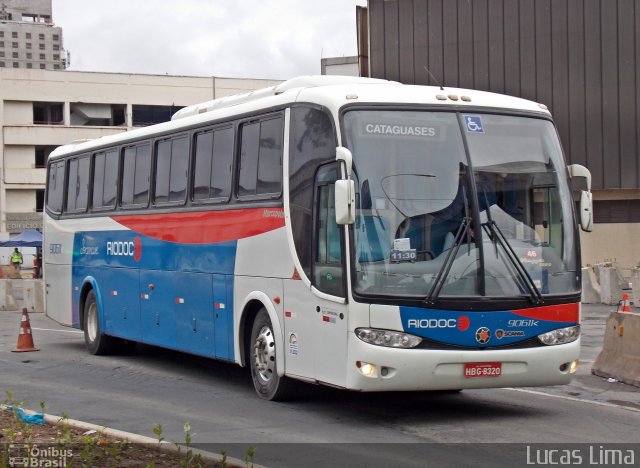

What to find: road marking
left=31, top=327, right=83, bottom=334
left=506, top=388, right=640, bottom=413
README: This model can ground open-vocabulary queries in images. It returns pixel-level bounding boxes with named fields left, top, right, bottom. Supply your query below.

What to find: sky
left=52, top=0, right=366, bottom=80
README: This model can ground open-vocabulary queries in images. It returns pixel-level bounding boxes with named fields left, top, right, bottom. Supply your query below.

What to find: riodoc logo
left=407, top=316, right=470, bottom=331
left=106, top=236, right=142, bottom=262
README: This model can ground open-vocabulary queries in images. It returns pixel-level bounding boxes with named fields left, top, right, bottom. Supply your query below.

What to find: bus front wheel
left=249, top=308, right=292, bottom=401
left=83, top=290, right=117, bottom=355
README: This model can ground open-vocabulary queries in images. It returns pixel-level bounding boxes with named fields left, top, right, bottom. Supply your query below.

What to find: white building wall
left=3, top=101, right=33, bottom=124
left=0, top=68, right=281, bottom=234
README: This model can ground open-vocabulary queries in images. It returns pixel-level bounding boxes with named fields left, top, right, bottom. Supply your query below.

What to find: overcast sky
left=52, top=0, right=366, bottom=80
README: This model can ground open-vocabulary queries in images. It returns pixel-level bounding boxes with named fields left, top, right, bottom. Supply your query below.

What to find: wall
left=367, top=0, right=640, bottom=191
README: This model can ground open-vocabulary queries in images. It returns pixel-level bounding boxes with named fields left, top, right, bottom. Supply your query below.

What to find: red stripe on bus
left=511, top=303, right=579, bottom=323
left=112, top=208, right=285, bottom=244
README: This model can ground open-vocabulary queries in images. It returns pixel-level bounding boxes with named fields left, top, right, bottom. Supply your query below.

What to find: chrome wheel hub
left=253, top=325, right=276, bottom=383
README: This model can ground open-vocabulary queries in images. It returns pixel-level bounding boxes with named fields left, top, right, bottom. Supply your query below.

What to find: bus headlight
left=355, top=328, right=422, bottom=348
left=537, top=325, right=580, bottom=346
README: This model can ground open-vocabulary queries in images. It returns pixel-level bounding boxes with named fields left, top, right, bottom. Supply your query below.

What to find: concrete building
left=0, top=0, right=66, bottom=70
left=0, top=68, right=280, bottom=262
left=321, top=56, right=359, bottom=77
left=359, top=0, right=640, bottom=268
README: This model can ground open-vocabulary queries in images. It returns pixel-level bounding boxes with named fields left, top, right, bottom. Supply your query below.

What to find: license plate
left=464, top=362, right=502, bottom=378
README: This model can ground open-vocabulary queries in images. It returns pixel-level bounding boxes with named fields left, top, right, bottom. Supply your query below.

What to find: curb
left=1, top=404, right=265, bottom=467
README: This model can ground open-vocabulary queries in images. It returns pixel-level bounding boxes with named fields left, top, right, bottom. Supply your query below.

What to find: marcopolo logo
left=106, top=236, right=142, bottom=262
left=407, top=316, right=470, bottom=331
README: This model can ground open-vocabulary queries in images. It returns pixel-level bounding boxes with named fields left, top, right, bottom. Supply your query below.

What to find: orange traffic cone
left=12, top=308, right=39, bottom=352
left=619, top=293, right=632, bottom=313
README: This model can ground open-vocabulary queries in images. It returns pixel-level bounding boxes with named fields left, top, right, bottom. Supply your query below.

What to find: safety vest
left=11, top=251, right=22, bottom=264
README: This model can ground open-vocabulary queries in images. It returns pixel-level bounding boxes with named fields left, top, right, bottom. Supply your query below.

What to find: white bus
left=44, top=76, right=593, bottom=400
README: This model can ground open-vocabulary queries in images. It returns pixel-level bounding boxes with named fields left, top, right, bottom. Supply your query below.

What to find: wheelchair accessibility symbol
left=464, top=115, right=484, bottom=133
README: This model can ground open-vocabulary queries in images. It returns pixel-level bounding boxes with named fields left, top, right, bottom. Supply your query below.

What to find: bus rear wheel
left=83, top=290, right=117, bottom=355
left=249, top=308, right=292, bottom=401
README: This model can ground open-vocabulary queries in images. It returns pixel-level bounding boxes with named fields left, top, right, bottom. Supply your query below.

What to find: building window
left=132, top=105, right=184, bottom=126
left=26, top=63, right=32, bottom=69
left=26, top=33, right=31, bottom=39
left=0, top=32, right=4, bottom=38
left=39, top=63, right=45, bottom=69
left=12, top=52, right=18, bottom=58
left=11, top=32, right=17, bottom=38
left=53, top=34, right=59, bottom=41
left=12, top=42, right=18, bottom=48
left=0, top=41, right=4, bottom=48
left=35, top=146, right=56, bottom=168
left=53, top=44, right=59, bottom=51
left=36, top=190, right=45, bottom=212
left=0, top=62, right=5, bottom=67
left=26, top=53, right=31, bottom=59
left=39, top=33, right=44, bottom=40
left=26, top=43, right=31, bottom=49
left=12, top=62, right=18, bottom=68
left=33, top=102, right=64, bottom=125
left=39, top=43, right=45, bottom=50
left=39, top=53, right=45, bottom=60
left=53, top=54, right=59, bottom=60
left=53, top=64, right=60, bottom=70
left=0, top=51, right=4, bottom=58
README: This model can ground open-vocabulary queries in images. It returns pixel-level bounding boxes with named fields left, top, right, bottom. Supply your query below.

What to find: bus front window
left=466, top=115, right=579, bottom=297
left=343, top=111, right=481, bottom=299
left=343, top=110, right=579, bottom=303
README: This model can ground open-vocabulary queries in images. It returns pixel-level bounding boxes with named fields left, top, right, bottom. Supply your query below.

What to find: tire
left=249, top=308, right=293, bottom=401
left=83, top=290, right=117, bottom=355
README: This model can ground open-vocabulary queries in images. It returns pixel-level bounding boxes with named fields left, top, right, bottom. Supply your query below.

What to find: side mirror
left=335, top=179, right=355, bottom=225
left=567, top=164, right=593, bottom=232
left=335, top=147, right=355, bottom=225
left=567, top=164, right=592, bottom=191
left=579, top=190, right=593, bottom=232
left=336, top=146, right=353, bottom=179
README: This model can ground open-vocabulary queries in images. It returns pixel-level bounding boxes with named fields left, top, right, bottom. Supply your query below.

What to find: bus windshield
left=342, top=110, right=579, bottom=303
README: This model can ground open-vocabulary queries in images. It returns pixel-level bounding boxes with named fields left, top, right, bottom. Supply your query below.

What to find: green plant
left=173, top=422, right=203, bottom=468
left=153, top=423, right=165, bottom=445
left=245, top=446, right=255, bottom=468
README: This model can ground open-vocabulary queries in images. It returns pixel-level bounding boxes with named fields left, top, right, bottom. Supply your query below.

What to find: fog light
left=356, top=361, right=377, bottom=378
left=570, top=359, right=579, bottom=374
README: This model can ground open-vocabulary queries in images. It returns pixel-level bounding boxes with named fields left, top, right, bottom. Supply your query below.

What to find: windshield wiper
left=424, top=216, right=473, bottom=304
left=482, top=220, right=543, bottom=304
left=478, top=186, right=542, bottom=304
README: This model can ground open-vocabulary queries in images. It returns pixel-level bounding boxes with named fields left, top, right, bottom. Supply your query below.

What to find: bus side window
left=238, top=114, right=283, bottom=199
left=121, top=143, right=151, bottom=208
left=193, top=126, right=233, bottom=202
left=46, top=161, right=65, bottom=213
left=65, top=154, right=89, bottom=213
left=313, top=164, right=345, bottom=298
left=92, top=149, right=118, bottom=211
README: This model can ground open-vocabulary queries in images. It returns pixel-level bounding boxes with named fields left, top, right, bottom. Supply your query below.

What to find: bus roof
left=49, top=75, right=551, bottom=161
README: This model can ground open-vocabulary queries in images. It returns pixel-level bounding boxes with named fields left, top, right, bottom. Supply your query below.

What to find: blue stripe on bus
left=71, top=231, right=237, bottom=360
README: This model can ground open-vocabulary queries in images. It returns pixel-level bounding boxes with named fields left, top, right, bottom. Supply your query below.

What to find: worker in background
left=11, top=248, right=23, bottom=276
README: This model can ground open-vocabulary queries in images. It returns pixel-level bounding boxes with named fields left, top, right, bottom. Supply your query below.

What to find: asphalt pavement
left=1, top=303, right=639, bottom=467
